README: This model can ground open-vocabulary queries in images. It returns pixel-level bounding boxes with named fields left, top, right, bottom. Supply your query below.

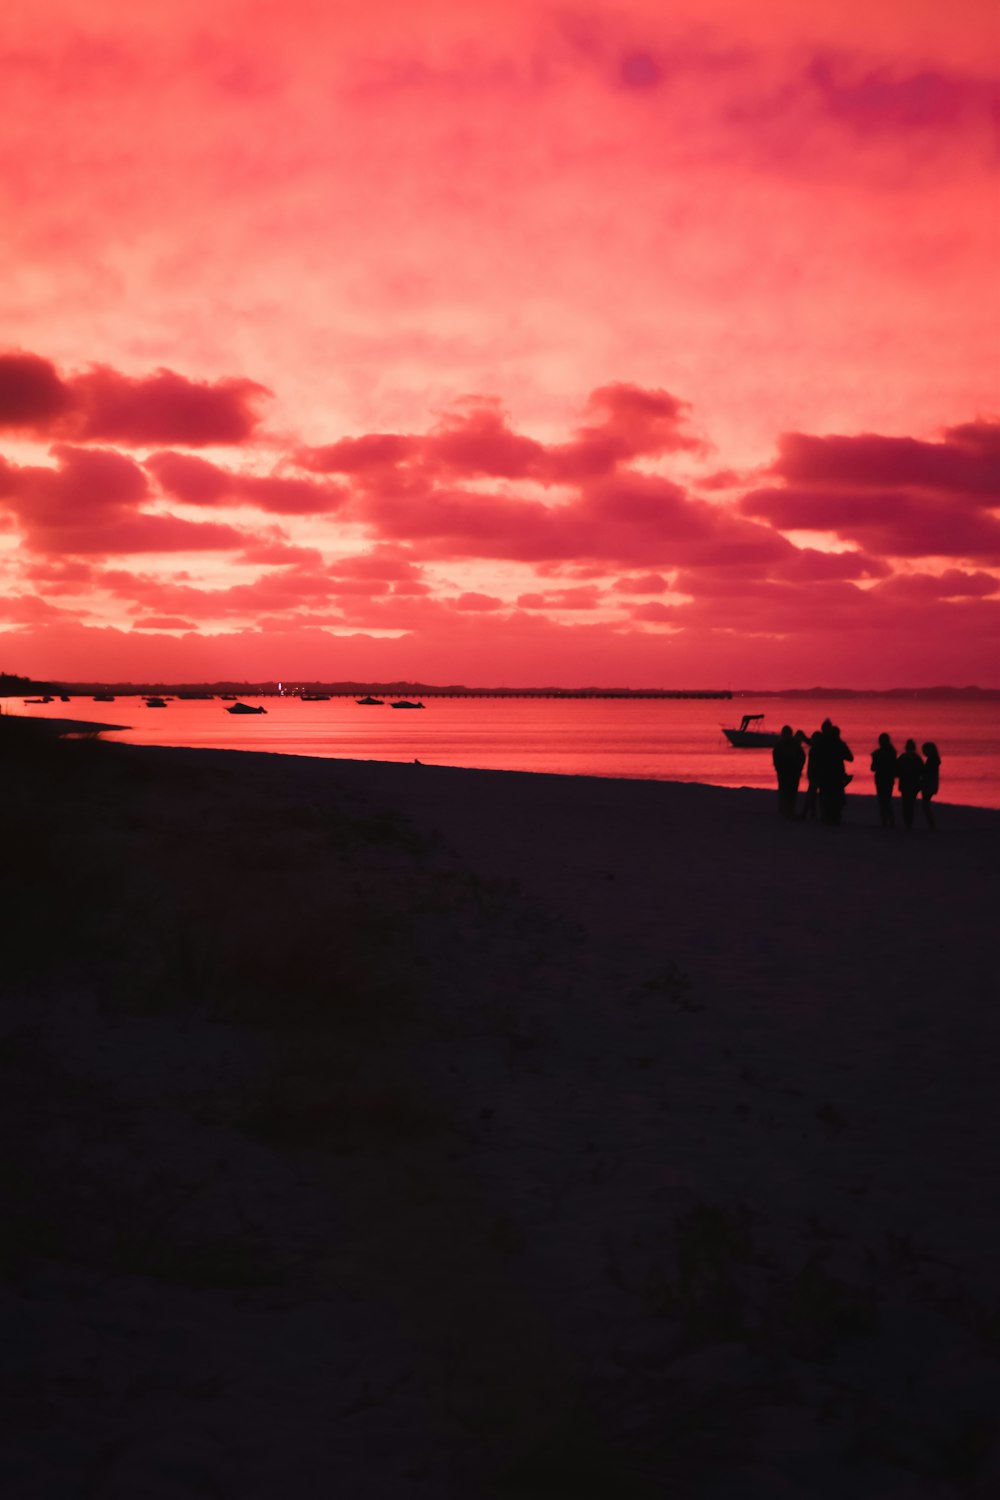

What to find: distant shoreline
left=5, top=680, right=1000, bottom=701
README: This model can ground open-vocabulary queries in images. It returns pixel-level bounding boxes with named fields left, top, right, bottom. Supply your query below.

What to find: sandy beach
left=3, top=717, right=999, bottom=1498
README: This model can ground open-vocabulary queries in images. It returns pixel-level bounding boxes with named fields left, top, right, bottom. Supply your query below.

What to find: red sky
left=2, top=0, right=998, bottom=687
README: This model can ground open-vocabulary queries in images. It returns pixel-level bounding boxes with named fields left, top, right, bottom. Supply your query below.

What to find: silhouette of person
left=772, top=724, right=805, bottom=819
left=798, top=730, right=822, bottom=820
left=896, top=738, right=924, bottom=830
left=921, top=741, right=941, bottom=829
left=870, top=732, right=898, bottom=829
left=816, top=720, right=854, bottom=825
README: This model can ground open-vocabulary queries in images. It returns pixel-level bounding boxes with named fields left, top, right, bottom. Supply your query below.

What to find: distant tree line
left=0, top=673, right=53, bottom=696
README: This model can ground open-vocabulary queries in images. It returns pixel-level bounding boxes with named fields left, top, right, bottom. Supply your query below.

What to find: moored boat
left=145, top=697, right=168, bottom=708
left=722, top=712, right=780, bottom=748
left=390, top=700, right=425, bottom=709
left=225, top=702, right=267, bottom=714
left=356, top=695, right=384, bottom=705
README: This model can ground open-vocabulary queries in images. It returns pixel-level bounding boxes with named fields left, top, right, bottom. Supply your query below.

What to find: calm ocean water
left=13, top=693, right=1000, bottom=809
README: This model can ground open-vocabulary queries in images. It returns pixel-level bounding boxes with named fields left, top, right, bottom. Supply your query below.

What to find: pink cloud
left=766, top=547, right=889, bottom=582
left=0, top=351, right=270, bottom=445
left=0, top=592, right=75, bottom=622
left=71, top=365, right=269, bottom=446
left=806, top=53, right=1000, bottom=140
left=3, top=339, right=998, bottom=685
left=740, top=485, right=1000, bottom=562
left=0, top=352, right=73, bottom=430
left=295, top=384, right=699, bottom=489
left=219, top=571, right=344, bottom=612
left=8, top=587, right=1000, bottom=692
left=390, top=579, right=433, bottom=597
left=355, top=459, right=792, bottom=571
left=629, top=601, right=681, bottom=623
left=870, top=568, right=1000, bottom=599
left=564, top=382, right=700, bottom=461
left=332, top=548, right=427, bottom=583
left=326, top=577, right=392, bottom=597
left=429, top=400, right=550, bottom=479
left=295, top=434, right=420, bottom=474
left=51, top=515, right=249, bottom=556
left=147, top=450, right=343, bottom=514
left=132, top=615, right=200, bottom=630
left=237, top=541, right=326, bottom=567
left=724, top=46, right=1000, bottom=180
left=516, top=586, right=604, bottom=610
left=95, top=563, right=353, bottom=621
left=775, top=421, right=1000, bottom=498
left=614, top=572, right=670, bottom=593
left=453, top=591, right=504, bottom=611
left=19, top=557, right=97, bottom=587
left=0, top=445, right=247, bottom=555
left=97, top=570, right=220, bottom=614
left=1, top=446, right=148, bottom=535
left=145, top=451, right=229, bottom=503
left=229, top=474, right=343, bottom=516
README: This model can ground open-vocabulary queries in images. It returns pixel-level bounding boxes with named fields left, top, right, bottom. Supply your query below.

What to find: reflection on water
left=11, top=693, right=1000, bottom=808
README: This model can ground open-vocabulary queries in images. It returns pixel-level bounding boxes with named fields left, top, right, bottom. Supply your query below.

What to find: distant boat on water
left=356, top=695, right=384, bottom=705
left=722, top=712, right=780, bottom=748
left=390, top=700, right=425, bottom=709
left=225, top=702, right=267, bottom=715
left=145, top=697, right=168, bottom=708
left=24, top=696, right=53, bottom=704
left=93, top=693, right=115, bottom=702
left=300, top=693, right=330, bottom=701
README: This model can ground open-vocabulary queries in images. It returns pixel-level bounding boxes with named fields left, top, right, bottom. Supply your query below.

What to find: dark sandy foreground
left=2, top=719, right=999, bottom=1498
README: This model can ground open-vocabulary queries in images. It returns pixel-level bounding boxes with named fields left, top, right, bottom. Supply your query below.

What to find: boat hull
left=723, top=728, right=780, bottom=748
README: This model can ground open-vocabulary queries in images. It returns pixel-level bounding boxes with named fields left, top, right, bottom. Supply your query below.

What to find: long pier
left=44, top=684, right=733, bottom=701
left=315, top=689, right=733, bottom=700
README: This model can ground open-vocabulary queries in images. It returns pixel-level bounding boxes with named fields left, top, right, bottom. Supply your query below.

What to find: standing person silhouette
left=772, top=725, right=805, bottom=819
left=921, top=741, right=941, bottom=829
left=817, top=720, right=854, bottom=825
left=798, top=730, right=822, bottom=820
left=870, top=732, right=898, bottom=829
left=896, top=739, right=924, bottom=830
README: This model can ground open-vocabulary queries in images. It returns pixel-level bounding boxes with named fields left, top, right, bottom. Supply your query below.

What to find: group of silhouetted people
left=870, top=734, right=941, bottom=830
left=772, top=719, right=941, bottom=829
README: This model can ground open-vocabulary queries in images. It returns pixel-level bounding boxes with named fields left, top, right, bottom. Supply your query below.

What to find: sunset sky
left=2, top=0, right=998, bottom=687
